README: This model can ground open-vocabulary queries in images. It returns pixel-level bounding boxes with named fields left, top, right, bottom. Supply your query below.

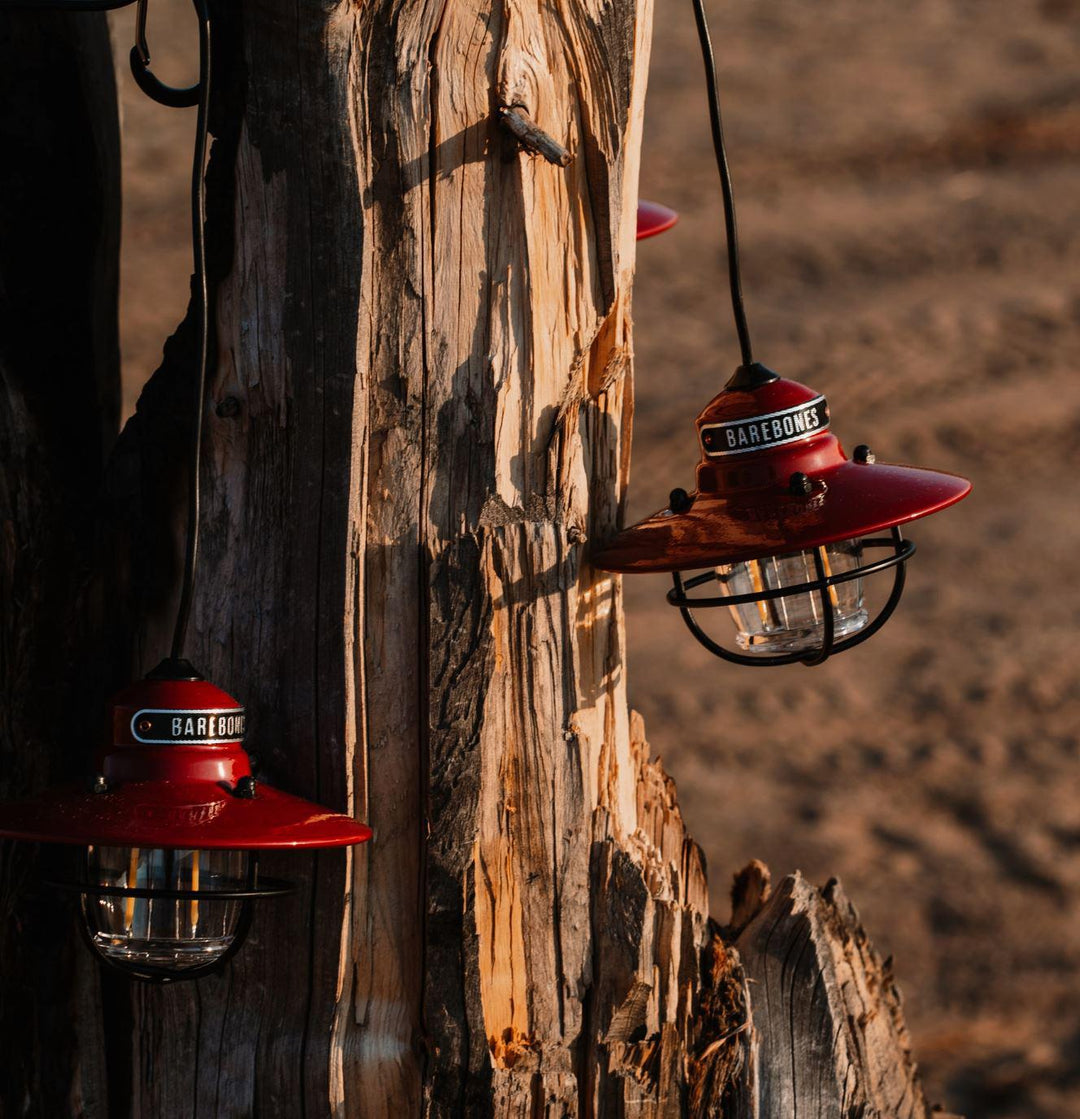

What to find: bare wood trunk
left=0, top=1, right=958, bottom=1117
left=0, top=11, right=119, bottom=1113
left=727, top=868, right=953, bottom=1119
left=90, top=0, right=713, bottom=1112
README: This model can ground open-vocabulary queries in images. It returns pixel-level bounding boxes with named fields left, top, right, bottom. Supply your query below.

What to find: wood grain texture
left=0, top=12, right=119, bottom=1114
left=735, top=873, right=934, bottom=1119
left=88, top=0, right=713, bottom=1113
left=0, top=1, right=955, bottom=1115
left=418, top=0, right=717, bottom=1111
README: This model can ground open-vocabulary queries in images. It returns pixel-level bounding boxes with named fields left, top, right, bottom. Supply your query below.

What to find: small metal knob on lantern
left=592, top=363, right=971, bottom=666
left=0, top=660, right=371, bottom=981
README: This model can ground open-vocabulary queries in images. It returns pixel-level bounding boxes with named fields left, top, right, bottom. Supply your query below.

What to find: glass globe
left=82, top=846, right=250, bottom=976
left=715, top=538, right=869, bottom=655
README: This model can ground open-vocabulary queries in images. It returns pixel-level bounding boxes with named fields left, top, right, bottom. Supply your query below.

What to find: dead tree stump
left=731, top=870, right=942, bottom=1118
left=0, top=0, right=959, bottom=1116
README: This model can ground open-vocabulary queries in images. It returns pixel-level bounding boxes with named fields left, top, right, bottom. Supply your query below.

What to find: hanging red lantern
left=592, top=362, right=970, bottom=665
left=596, top=0, right=972, bottom=666
left=0, top=661, right=371, bottom=981
left=0, top=0, right=373, bottom=982
left=636, top=200, right=679, bottom=240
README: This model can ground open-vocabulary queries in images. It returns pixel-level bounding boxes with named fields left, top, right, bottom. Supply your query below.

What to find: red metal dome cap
left=636, top=200, right=679, bottom=240
left=592, top=366, right=971, bottom=573
left=0, top=665, right=372, bottom=850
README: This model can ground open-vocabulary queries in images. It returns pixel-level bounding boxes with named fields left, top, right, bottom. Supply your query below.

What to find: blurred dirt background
left=109, top=1, right=1080, bottom=1115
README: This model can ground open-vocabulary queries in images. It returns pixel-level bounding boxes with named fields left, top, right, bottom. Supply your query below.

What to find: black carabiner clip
left=129, top=0, right=201, bottom=108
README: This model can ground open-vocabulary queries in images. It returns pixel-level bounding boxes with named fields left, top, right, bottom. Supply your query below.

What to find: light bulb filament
left=190, top=850, right=200, bottom=934
left=124, top=847, right=139, bottom=931
left=818, top=547, right=840, bottom=609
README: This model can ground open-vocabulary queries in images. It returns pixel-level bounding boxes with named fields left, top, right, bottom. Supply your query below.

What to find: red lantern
left=0, top=0, right=374, bottom=982
left=0, top=661, right=371, bottom=981
left=636, top=200, right=679, bottom=240
left=603, top=0, right=973, bottom=667
left=592, top=363, right=971, bottom=666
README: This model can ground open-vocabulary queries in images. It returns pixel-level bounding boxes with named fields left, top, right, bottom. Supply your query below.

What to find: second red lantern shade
left=592, top=364, right=971, bottom=666
left=0, top=665, right=371, bottom=981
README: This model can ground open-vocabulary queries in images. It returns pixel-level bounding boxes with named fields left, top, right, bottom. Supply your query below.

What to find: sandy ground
left=110, top=2, right=1080, bottom=1114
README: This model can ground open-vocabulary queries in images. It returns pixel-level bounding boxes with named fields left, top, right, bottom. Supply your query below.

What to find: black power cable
left=167, top=0, right=211, bottom=661
left=690, top=0, right=755, bottom=370
left=129, top=0, right=213, bottom=662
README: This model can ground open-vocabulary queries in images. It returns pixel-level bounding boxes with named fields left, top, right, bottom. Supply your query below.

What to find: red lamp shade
left=636, top=200, right=679, bottom=241
left=0, top=675, right=370, bottom=849
left=0, top=665, right=371, bottom=981
left=592, top=363, right=971, bottom=666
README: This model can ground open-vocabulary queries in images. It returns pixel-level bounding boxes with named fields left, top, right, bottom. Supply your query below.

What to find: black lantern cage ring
left=667, top=526, right=914, bottom=668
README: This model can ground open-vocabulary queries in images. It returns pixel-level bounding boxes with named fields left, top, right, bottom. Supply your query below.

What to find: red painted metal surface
left=0, top=675, right=372, bottom=849
left=0, top=781, right=371, bottom=849
left=636, top=200, right=678, bottom=240
left=592, top=373, right=971, bottom=573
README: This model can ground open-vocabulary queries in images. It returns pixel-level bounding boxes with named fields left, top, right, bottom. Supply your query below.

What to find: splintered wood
left=419, top=0, right=712, bottom=1110
left=733, top=874, right=938, bottom=1119
left=0, top=0, right=957, bottom=1114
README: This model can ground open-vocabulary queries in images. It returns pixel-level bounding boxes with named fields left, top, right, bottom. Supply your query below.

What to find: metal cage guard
left=669, top=526, right=912, bottom=667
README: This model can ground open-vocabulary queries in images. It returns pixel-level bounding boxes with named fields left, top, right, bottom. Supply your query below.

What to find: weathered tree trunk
left=0, top=1, right=957, bottom=1116
left=721, top=866, right=961, bottom=1119
left=102, top=0, right=711, bottom=1111
left=0, top=11, right=119, bottom=1114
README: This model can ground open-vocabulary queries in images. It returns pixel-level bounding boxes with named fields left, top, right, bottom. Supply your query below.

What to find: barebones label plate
left=131, top=708, right=247, bottom=745
left=700, top=395, right=829, bottom=457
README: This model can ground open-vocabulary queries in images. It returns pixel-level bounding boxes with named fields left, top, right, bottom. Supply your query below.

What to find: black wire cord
left=690, top=0, right=754, bottom=368
left=150, top=0, right=211, bottom=662
left=119, top=0, right=211, bottom=667
left=145, top=0, right=741, bottom=662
